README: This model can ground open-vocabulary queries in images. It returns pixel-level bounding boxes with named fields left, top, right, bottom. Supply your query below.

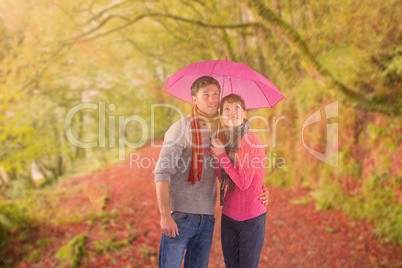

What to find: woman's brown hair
left=220, top=94, right=246, bottom=114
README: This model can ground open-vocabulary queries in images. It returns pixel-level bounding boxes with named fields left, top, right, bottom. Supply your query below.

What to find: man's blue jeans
left=159, top=212, right=215, bottom=268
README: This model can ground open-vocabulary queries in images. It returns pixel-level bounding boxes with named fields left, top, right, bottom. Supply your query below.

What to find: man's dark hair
left=190, top=76, right=221, bottom=96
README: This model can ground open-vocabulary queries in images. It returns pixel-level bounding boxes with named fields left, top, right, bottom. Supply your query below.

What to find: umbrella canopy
left=164, top=59, right=284, bottom=109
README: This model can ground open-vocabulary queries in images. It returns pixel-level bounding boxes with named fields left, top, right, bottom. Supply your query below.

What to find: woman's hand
left=259, top=184, right=269, bottom=206
left=210, top=138, right=226, bottom=158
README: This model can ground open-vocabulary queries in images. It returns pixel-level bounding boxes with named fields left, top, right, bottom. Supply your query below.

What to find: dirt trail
left=19, top=142, right=401, bottom=267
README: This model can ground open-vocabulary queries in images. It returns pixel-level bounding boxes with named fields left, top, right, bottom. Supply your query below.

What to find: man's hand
left=161, top=214, right=179, bottom=237
left=259, top=184, right=269, bottom=206
left=156, top=181, right=179, bottom=237
left=210, top=138, right=226, bottom=157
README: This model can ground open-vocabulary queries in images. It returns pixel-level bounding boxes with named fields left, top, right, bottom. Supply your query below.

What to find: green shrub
left=291, top=196, right=312, bottom=205
left=0, top=199, right=35, bottom=267
left=139, top=248, right=158, bottom=258
left=344, top=173, right=401, bottom=244
left=27, top=249, right=42, bottom=262
left=92, top=235, right=135, bottom=256
left=56, top=234, right=87, bottom=268
left=310, top=183, right=347, bottom=211
left=266, top=166, right=295, bottom=188
left=310, top=172, right=401, bottom=244
left=37, top=238, right=51, bottom=248
left=0, top=200, right=33, bottom=247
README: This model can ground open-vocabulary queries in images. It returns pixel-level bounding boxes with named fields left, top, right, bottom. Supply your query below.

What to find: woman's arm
left=211, top=133, right=265, bottom=190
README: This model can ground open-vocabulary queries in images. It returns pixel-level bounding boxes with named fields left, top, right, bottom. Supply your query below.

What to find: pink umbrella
left=164, top=59, right=284, bottom=109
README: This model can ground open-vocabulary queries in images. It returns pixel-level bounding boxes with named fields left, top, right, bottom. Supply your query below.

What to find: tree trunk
left=0, top=173, right=9, bottom=199
left=25, top=171, right=37, bottom=189
left=246, top=0, right=400, bottom=116
left=35, top=159, right=52, bottom=184
left=57, top=154, right=64, bottom=177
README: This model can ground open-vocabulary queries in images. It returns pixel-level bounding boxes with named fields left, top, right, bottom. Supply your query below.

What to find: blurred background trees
left=0, top=0, right=400, bottom=244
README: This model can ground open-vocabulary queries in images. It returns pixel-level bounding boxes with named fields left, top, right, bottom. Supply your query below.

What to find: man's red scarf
left=188, top=106, right=219, bottom=185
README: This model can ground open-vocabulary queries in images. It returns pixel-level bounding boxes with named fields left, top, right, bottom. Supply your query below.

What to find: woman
left=210, top=94, right=266, bottom=268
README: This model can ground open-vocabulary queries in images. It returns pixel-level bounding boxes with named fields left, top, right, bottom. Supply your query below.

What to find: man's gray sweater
left=154, top=116, right=217, bottom=215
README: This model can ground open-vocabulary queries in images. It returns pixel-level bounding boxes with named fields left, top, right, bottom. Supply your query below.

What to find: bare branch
left=153, top=18, right=188, bottom=43
left=83, top=0, right=132, bottom=26
left=73, top=12, right=259, bottom=42
left=69, top=3, right=401, bottom=115
left=74, top=14, right=132, bottom=40
left=118, top=32, right=166, bottom=60
left=247, top=0, right=401, bottom=116
left=180, top=0, right=203, bottom=18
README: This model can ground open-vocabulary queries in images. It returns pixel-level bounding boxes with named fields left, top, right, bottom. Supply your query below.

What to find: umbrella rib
left=221, top=76, right=225, bottom=100
left=164, top=77, right=185, bottom=92
left=164, top=91, right=193, bottom=105
left=245, top=64, right=276, bottom=108
left=252, top=80, right=273, bottom=108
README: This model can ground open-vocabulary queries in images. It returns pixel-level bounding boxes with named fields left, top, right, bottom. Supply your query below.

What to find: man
left=154, top=76, right=268, bottom=268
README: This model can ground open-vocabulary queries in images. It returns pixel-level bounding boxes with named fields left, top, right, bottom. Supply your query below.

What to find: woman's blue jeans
left=159, top=212, right=215, bottom=268
left=221, top=212, right=267, bottom=268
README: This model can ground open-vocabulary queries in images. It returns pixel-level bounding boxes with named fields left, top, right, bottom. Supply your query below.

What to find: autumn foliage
left=2, top=144, right=398, bottom=267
